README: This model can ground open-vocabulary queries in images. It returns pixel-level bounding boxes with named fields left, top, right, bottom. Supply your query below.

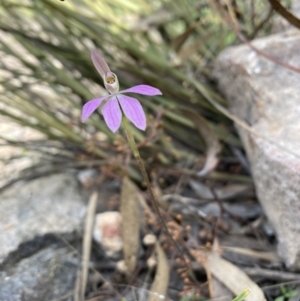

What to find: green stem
left=232, top=288, right=251, bottom=301
left=122, top=116, right=188, bottom=267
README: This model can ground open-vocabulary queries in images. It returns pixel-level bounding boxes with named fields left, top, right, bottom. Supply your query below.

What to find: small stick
left=242, top=267, right=300, bottom=282
left=80, top=191, right=98, bottom=301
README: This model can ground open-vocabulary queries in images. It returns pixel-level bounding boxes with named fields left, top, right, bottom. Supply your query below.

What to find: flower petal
left=118, top=95, right=146, bottom=131
left=81, top=95, right=108, bottom=122
left=120, top=85, right=162, bottom=96
left=91, top=49, right=111, bottom=78
left=102, top=96, right=122, bottom=133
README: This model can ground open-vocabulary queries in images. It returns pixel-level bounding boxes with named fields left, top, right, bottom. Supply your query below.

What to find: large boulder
left=0, top=173, right=86, bottom=265
left=213, top=29, right=300, bottom=268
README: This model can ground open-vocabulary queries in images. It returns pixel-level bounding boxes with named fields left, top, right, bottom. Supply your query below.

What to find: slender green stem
left=122, top=116, right=189, bottom=267
left=232, top=288, right=251, bottom=301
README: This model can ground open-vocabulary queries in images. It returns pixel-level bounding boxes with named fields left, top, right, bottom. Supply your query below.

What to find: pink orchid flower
left=82, top=50, right=162, bottom=133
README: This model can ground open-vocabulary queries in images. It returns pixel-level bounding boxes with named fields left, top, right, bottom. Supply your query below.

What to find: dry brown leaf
left=120, top=177, right=140, bottom=274
left=212, top=276, right=233, bottom=301
left=189, top=180, right=252, bottom=200
left=222, top=246, right=280, bottom=262
left=181, top=109, right=222, bottom=176
left=148, top=242, right=169, bottom=301
left=206, top=252, right=266, bottom=301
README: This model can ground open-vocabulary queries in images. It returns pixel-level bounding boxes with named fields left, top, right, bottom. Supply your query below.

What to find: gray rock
left=0, top=246, right=78, bottom=301
left=213, top=30, right=300, bottom=268
left=0, top=173, right=86, bottom=265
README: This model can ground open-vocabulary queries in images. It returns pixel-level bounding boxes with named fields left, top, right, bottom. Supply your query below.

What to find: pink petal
left=102, top=96, right=122, bottom=133
left=81, top=95, right=109, bottom=122
left=120, top=85, right=162, bottom=96
left=117, top=95, right=146, bottom=131
left=91, top=50, right=111, bottom=78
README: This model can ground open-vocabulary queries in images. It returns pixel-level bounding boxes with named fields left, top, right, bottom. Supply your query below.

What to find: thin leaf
left=205, top=251, right=266, bottom=301
left=120, top=177, right=140, bottom=274
left=148, top=241, right=169, bottom=301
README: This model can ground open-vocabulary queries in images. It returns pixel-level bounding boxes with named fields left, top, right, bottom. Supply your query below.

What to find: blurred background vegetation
left=0, top=0, right=292, bottom=187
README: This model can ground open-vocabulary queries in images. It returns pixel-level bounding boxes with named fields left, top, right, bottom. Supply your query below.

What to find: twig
left=242, top=267, right=300, bottom=282
left=161, top=167, right=253, bottom=183
left=268, top=0, right=300, bottom=29
left=136, top=108, right=164, bottom=148
left=221, top=0, right=300, bottom=74
left=74, top=269, right=81, bottom=301
left=80, top=191, right=98, bottom=301
left=50, top=291, right=74, bottom=301
left=222, top=246, right=279, bottom=262
left=249, top=6, right=273, bottom=39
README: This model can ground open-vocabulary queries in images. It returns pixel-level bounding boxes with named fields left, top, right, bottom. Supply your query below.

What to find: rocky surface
left=0, top=172, right=124, bottom=300
left=0, top=246, right=78, bottom=301
left=0, top=173, right=86, bottom=300
left=213, top=30, right=300, bottom=268
left=0, top=173, right=86, bottom=265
